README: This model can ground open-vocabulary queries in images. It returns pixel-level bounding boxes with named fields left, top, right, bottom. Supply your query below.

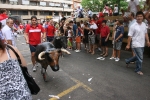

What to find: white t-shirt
left=114, top=7, right=118, bottom=13
left=128, top=19, right=136, bottom=28
left=90, top=23, right=98, bottom=29
left=81, top=24, right=84, bottom=28
left=2, top=25, right=16, bottom=47
left=128, top=0, right=139, bottom=14
left=67, top=30, right=72, bottom=37
left=128, top=22, right=147, bottom=48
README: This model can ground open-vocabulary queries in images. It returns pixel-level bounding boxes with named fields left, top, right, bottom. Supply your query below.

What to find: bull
left=34, top=42, right=70, bottom=81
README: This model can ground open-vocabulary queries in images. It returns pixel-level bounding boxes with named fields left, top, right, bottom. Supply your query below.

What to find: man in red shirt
left=96, top=12, right=105, bottom=51
left=24, top=16, right=46, bottom=72
left=100, top=20, right=110, bottom=57
left=19, top=23, right=24, bottom=34
left=46, top=19, right=55, bottom=42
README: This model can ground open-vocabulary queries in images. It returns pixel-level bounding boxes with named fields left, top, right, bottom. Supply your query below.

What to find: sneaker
left=115, top=58, right=120, bottom=62
left=33, top=63, right=38, bottom=72
left=110, top=57, right=115, bottom=60
left=96, top=57, right=103, bottom=60
left=75, top=50, right=81, bottom=52
left=99, top=57, right=105, bottom=60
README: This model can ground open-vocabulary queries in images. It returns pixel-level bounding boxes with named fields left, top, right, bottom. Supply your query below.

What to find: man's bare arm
left=145, top=33, right=150, bottom=47
left=24, top=33, right=29, bottom=44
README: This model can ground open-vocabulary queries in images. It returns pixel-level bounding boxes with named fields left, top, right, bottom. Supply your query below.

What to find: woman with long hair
left=0, top=39, right=32, bottom=99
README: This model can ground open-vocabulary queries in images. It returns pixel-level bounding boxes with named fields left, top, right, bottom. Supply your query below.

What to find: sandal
left=103, top=54, right=108, bottom=57
left=91, top=52, right=95, bottom=55
left=100, top=53, right=105, bottom=56
left=137, top=71, right=143, bottom=75
left=89, top=50, right=92, bottom=53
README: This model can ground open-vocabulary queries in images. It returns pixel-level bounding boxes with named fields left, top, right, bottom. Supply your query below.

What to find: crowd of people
left=0, top=0, right=150, bottom=99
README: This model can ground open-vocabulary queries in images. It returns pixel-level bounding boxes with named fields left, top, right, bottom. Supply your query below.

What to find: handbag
left=7, top=45, right=40, bottom=95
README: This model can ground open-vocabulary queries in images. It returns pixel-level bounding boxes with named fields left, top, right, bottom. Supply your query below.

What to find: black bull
left=53, top=36, right=67, bottom=49
left=34, top=42, right=70, bottom=80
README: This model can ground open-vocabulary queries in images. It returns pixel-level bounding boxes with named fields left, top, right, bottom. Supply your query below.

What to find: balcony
left=73, top=0, right=82, bottom=3
left=28, top=0, right=73, bottom=4
left=0, top=4, right=73, bottom=12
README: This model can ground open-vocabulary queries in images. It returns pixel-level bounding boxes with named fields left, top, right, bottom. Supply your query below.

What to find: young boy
left=100, top=20, right=110, bottom=57
left=67, top=26, right=73, bottom=50
left=113, top=20, right=124, bottom=61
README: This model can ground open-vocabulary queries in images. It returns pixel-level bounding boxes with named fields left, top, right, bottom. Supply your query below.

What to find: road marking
left=70, top=77, right=93, bottom=92
left=50, top=83, right=82, bottom=100
left=20, top=49, right=30, bottom=52
left=49, top=77, right=93, bottom=100
left=27, top=62, right=32, bottom=65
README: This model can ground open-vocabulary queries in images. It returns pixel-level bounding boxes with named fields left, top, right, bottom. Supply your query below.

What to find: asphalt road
left=16, top=35, right=150, bottom=100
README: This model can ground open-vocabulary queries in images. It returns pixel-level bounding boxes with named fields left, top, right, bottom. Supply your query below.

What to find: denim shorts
left=113, top=41, right=122, bottom=50
left=29, top=45, right=37, bottom=53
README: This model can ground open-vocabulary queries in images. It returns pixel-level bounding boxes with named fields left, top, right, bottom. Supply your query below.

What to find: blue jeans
left=125, top=47, right=144, bottom=72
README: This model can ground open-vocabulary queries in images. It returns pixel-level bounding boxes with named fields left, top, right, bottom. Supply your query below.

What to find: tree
left=81, top=0, right=128, bottom=12
left=81, top=0, right=102, bottom=12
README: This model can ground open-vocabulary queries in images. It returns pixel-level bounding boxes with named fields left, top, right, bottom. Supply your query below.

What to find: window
left=18, top=10, right=28, bottom=15
left=40, top=2, right=46, bottom=6
left=10, top=10, right=17, bottom=15
left=63, top=12, right=67, bottom=16
left=30, top=11, right=37, bottom=15
left=49, top=3, right=54, bottom=6
left=64, top=4, right=68, bottom=8
left=54, top=12, right=59, bottom=16
left=67, top=12, right=71, bottom=16
left=49, top=11, right=52, bottom=15
left=68, top=4, right=71, bottom=8
left=55, top=3, right=60, bottom=7
left=0, top=0, right=6, bottom=3
left=30, top=1, right=37, bottom=6
left=34, top=11, right=37, bottom=15
left=40, top=11, right=49, bottom=15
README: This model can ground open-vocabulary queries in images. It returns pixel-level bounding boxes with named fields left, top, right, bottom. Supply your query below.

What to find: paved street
left=16, top=35, right=150, bottom=100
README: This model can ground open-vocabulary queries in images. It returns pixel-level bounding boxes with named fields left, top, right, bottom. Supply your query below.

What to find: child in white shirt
left=67, top=27, right=73, bottom=50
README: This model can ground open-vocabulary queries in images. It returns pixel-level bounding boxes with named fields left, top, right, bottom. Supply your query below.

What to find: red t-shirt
left=100, top=26, right=110, bottom=37
left=25, top=24, right=44, bottom=45
left=96, top=18, right=104, bottom=34
left=46, top=25, right=55, bottom=37
left=19, top=25, right=24, bottom=29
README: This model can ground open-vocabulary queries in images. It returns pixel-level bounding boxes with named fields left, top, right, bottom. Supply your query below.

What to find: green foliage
left=81, top=0, right=128, bottom=12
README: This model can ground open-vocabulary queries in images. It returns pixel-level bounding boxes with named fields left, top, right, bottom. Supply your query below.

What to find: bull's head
left=38, top=48, right=71, bottom=72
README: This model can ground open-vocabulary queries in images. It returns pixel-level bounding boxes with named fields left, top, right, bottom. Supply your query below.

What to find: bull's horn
left=61, top=48, right=71, bottom=54
left=38, top=51, right=46, bottom=60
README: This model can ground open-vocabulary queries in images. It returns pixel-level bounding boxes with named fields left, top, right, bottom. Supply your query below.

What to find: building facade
left=73, top=0, right=82, bottom=10
left=0, top=0, right=74, bottom=22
